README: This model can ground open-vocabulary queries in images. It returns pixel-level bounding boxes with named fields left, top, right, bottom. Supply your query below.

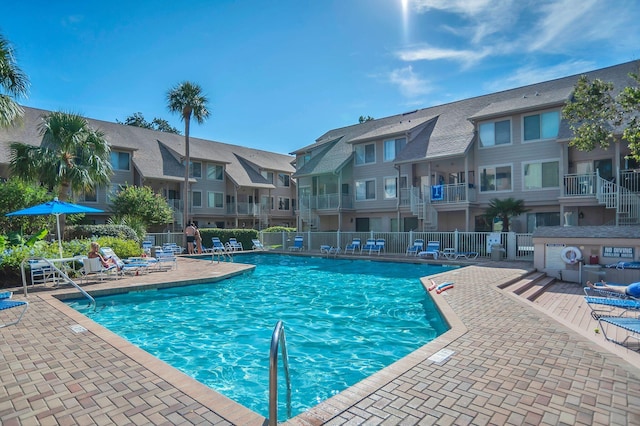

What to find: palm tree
left=0, top=32, right=29, bottom=128
left=9, top=111, right=113, bottom=200
left=166, top=81, right=210, bottom=230
left=484, top=197, right=529, bottom=232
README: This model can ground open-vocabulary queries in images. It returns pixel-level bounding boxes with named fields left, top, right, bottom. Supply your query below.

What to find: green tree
left=484, top=197, right=529, bottom=232
left=117, top=112, right=181, bottom=134
left=166, top=81, right=210, bottom=230
left=563, top=71, right=640, bottom=160
left=0, top=32, right=29, bottom=128
left=0, top=177, right=50, bottom=235
left=359, top=115, right=374, bottom=123
left=110, top=185, right=173, bottom=231
left=9, top=111, right=113, bottom=201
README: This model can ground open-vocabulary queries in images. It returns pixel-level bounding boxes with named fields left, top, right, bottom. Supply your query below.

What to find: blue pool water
left=67, top=254, right=454, bottom=420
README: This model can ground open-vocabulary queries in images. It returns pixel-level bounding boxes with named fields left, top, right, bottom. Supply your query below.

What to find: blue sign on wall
left=431, top=185, right=443, bottom=201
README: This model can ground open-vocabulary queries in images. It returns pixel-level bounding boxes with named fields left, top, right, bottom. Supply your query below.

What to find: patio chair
left=289, top=236, right=304, bottom=251
left=252, top=239, right=266, bottom=250
left=226, top=238, right=243, bottom=251
left=370, top=239, right=385, bottom=255
left=155, top=249, right=178, bottom=271
left=211, top=237, right=228, bottom=254
left=142, top=240, right=153, bottom=255
left=361, top=238, right=377, bottom=255
left=584, top=295, right=640, bottom=319
left=344, top=238, right=361, bottom=254
left=406, top=239, right=424, bottom=256
left=80, top=257, right=119, bottom=282
left=418, top=241, right=440, bottom=259
left=162, top=243, right=184, bottom=255
left=0, top=291, right=28, bottom=328
left=597, top=316, right=640, bottom=347
left=28, top=259, right=61, bottom=287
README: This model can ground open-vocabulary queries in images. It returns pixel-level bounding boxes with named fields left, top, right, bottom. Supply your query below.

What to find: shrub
left=199, top=228, right=258, bottom=251
left=66, top=224, right=139, bottom=243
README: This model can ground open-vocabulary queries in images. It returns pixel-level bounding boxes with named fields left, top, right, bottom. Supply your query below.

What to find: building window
left=479, top=120, right=511, bottom=147
left=355, top=179, right=376, bottom=200
left=78, top=187, right=98, bottom=202
left=261, top=171, right=274, bottom=184
left=480, top=165, right=512, bottom=192
left=384, top=177, right=397, bottom=199
left=355, top=143, right=375, bottom=165
left=278, top=197, right=290, bottom=210
left=110, top=151, right=130, bottom=171
left=189, top=161, right=202, bottom=178
left=107, top=183, right=122, bottom=202
left=383, top=137, right=406, bottom=161
left=527, top=212, right=560, bottom=232
left=261, top=195, right=274, bottom=210
left=278, top=173, right=290, bottom=187
left=192, top=191, right=202, bottom=208
left=207, top=164, right=224, bottom=180
left=524, top=160, right=559, bottom=189
left=207, top=191, right=223, bottom=208
left=523, top=111, right=559, bottom=141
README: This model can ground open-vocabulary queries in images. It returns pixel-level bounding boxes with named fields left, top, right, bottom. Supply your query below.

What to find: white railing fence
left=259, top=231, right=534, bottom=261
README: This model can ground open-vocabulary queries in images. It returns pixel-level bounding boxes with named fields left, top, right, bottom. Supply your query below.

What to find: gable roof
left=293, top=60, right=640, bottom=172
left=0, top=106, right=295, bottom=185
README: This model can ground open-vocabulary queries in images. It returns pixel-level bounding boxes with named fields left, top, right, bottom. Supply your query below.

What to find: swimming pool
left=67, top=254, right=455, bottom=420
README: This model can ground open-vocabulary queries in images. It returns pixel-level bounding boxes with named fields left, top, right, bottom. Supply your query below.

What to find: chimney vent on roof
left=535, top=92, right=539, bottom=96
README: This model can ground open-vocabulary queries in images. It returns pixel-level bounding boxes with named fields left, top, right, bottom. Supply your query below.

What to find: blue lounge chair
left=597, top=316, right=640, bottom=346
left=584, top=295, right=640, bottom=319
left=0, top=291, right=28, bottom=328
left=289, top=236, right=304, bottom=251
left=344, top=238, right=361, bottom=254
left=406, top=239, right=424, bottom=256
left=418, top=241, right=440, bottom=259
left=211, top=237, right=227, bottom=253
left=361, top=238, right=377, bottom=255
left=370, top=239, right=385, bottom=255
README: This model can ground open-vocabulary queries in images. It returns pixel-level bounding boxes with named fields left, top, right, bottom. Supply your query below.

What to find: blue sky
left=3, top=0, right=640, bottom=155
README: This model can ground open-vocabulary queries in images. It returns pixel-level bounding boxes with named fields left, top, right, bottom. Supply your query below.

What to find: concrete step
left=498, top=271, right=545, bottom=291
left=519, top=276, right=557, bottom=302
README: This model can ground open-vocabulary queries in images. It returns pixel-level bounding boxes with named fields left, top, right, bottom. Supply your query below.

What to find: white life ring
left=561, top=246, right=582, bottom=264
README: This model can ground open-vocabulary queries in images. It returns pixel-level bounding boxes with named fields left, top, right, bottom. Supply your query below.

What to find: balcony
left=298, top=194, right=353, bottom=212
left=563, top=173, right=597, bottom=197
left=226, top=202, right=261, bottom=215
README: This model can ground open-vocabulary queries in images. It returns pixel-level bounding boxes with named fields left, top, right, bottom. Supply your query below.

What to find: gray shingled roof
left=295, top=60, right=640, bottom=174
left=0, top=107, right=295, bottom=185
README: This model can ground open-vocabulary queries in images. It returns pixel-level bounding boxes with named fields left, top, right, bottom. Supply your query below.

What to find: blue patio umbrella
left=6, top=197, right=103, bottom=258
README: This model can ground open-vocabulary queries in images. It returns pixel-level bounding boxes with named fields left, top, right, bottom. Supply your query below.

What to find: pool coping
left=36, top=259, right=466, bottom=425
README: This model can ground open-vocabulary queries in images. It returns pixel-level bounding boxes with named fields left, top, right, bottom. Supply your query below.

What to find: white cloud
left=397, top=45, right=489, bottom=66
left=388, top=66, right=432, bottom=98
left=484, top=60, right=596, bottom=92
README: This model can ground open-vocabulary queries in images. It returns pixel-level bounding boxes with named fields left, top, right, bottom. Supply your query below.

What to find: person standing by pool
left=194, top=224, right=203, bottom=254
left=185, top=222, right=197, bottom=254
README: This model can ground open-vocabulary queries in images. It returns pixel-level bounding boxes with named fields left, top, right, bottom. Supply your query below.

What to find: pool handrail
left=269, top=320, right=292, bottom=425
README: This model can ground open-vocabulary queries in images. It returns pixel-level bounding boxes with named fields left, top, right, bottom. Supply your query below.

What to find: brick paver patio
left=1, top=256, right=639, bottom=425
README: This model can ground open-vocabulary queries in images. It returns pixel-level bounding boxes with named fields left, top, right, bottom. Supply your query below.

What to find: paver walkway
left=1, top=256, right=639, bottom=425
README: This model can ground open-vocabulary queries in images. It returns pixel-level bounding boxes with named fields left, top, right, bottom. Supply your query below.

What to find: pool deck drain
left=1, top=254, right=639, bottom=425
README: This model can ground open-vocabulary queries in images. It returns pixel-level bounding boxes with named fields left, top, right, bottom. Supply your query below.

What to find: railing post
left=269, top=320, right=291, bottom=425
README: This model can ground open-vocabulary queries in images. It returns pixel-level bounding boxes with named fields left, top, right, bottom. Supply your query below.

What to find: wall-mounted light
left=579, top=211, right=585, bottom=219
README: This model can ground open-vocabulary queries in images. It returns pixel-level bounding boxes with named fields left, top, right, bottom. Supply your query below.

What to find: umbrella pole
left=56, top=214, right=63, bottom=259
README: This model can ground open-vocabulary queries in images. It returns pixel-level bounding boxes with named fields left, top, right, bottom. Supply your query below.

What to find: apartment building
left=0, top=107, right=296, bottom=230
left=292, top=60, right=640, bottom=233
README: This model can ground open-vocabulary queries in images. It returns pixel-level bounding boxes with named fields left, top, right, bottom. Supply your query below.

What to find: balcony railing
left=226, top=202, right=261, bottom=215
left=298, top=194, right=353, bottom=212
left=563, top=173, right=596, bottom=197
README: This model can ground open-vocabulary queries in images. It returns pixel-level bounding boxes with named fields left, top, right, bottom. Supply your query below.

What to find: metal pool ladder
left=269, top=320, right=292, bottom=425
